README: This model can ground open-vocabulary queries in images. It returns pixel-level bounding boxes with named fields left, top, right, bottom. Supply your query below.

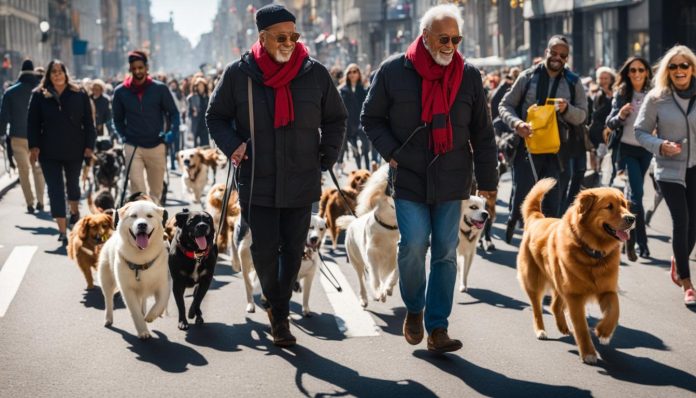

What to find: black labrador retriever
left=168, top=209, right=218, bottom=330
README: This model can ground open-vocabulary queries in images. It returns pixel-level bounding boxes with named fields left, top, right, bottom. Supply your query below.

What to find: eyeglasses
left=668, top=62, right=691, bottom=71
left=629, top=67, right=646, bottom=74
left=548, top=50, right=569, bottom=60
left=263, top=30, right=301, bottom=43
left=434, top=35, right=463, bottom=45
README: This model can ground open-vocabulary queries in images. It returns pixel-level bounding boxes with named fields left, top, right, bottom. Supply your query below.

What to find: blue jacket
left=112, top=79, right=179, bottom=148
left=0, top=72, right=39, bottom=139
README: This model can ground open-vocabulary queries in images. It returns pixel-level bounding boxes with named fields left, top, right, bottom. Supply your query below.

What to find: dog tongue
left=473, top=221, right=485, bottom=229
left=135, top=233, right=149, bottom=249
left=195, top=236, right=208, bottom=251
left=616, top=229, right=630, bottom=242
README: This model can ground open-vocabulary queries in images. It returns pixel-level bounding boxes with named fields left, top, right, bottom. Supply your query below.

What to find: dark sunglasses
left=264, top=31, right=301, bottom=43
left=436, top=35, right=463, bottom=45
left=629, top=67, right=646, bottom=74
left=548, top=50, right=569, bottom=60
left=668, top=62, right=691, bottom=71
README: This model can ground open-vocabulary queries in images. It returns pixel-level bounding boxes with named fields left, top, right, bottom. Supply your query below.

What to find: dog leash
left=214, top=160, right=236, bottom=247
left=327, top=167, right=356, bottom=218
left=119, top=144, right=138, bottom=208
left=317, top=251, right=343, bottom=292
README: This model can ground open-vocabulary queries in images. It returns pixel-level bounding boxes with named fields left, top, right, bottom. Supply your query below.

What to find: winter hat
left=255, top=4, right=296, bottom=32
left=21, top=59, right=34, bottom=71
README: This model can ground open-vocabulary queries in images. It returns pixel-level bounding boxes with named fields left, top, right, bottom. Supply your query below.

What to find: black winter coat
left=339, top=83, right=367, bottom=139
left=361, top=55, right=498, bottom=204
left=206, top=52, right=347, bottom=208
left=0, top=73, right=39, bottom=139
left=27, top=85, right=96, bottom=161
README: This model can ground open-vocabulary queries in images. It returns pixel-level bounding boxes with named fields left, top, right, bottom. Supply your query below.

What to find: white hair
left=595, top=66, right=615, bottom=81
left=419, top=4, right=464, bottom=35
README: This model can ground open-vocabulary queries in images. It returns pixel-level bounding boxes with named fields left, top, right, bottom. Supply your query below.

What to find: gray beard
left=272, top=51, right=292, bottom=63
left=424, top=39, right=453, bottom=66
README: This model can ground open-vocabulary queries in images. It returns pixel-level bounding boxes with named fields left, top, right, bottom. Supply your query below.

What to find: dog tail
left=335, top=215, right=356, bottom=230
left=522, top=178, right=557, bottom=225
left=319, top=189, right=336, bottom=218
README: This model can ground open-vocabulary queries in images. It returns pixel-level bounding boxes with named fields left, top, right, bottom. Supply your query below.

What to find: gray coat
left=634, top=90, right=696, bottom=186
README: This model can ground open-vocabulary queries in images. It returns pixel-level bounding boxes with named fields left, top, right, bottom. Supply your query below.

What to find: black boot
left=505, top=217, right=517, bottom=244
left=625, top=231, right=637, bottom=262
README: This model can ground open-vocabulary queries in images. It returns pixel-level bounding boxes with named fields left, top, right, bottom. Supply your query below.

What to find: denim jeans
left=619, top=143, right=653, bottom=247
left=560, top=153, right=587, bottom=214
left=395, top=199, right=460, bottom=333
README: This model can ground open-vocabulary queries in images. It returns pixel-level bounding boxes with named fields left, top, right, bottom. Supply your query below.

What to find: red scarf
left=251, top=40, right=309, bottom=128
left=123, top=75, right=153, bottom=101
left=405, top=35, right=464, bottom=154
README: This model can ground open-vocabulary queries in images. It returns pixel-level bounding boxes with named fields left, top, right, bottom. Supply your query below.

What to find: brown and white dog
left=517, top=178, right=634, bottom=364
left=178, top=148, right=208, bottom=204
left=205, top=183, right=240, bottom=258
left=319, top=169, right=371, bottom=249
left=67, top=213, right=114, bottom=289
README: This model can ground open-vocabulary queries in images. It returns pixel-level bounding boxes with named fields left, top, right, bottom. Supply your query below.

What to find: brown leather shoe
left=271, top=318, right=296, bottom=347
left=403, top=311, right=424, bottom=345
left=427, top=328, right=462, bottom=354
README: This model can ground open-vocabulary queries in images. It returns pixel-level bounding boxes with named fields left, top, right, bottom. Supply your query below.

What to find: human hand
left=30, top=148, right=39, bottom=164
left=660, top=140, right=682, bottom=157
left=515, top=121, right=532, bottom=138
left=230, top=142, right=248, bottom=166
left=556, top=98, right=568, bottom=113
left=619, top=103, right=634, bottom=120
left=389, top=159, right=398, bottom=168
left=477, top=190, right=497, bottom=200
left=163, top=130, right=175, bottom=144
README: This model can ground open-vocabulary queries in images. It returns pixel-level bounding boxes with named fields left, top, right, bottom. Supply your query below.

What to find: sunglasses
left=629, top=67, right=646, bottom=74
left=548, top=50, right=569, bottom=60
left=264, top=31, right=301, bottom=43
left=668, top=62, right=691, bottom=71
left=348, top=70, right=359, bottom=75
left=435, top=35, right=463, bottom=45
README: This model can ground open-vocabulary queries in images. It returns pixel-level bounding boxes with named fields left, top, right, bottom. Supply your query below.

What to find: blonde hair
left=652, top=45, right=696, bottom=96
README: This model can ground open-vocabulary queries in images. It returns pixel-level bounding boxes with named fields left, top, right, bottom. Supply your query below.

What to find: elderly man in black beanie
left=207, top=3, right=346, bottom=347
left=112, top=50, right=180, bottom=204
left=0, top=59, right=45, bottom=213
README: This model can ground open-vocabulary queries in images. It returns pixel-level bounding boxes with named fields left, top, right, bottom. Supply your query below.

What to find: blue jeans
left=395, top=199, right=460, bottom=333
left=560, top=154, right=587, bottom=214
left=619, top=143, right=652, bottom=246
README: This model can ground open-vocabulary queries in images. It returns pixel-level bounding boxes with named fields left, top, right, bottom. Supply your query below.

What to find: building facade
left=0, top=0, right=51, bottom=86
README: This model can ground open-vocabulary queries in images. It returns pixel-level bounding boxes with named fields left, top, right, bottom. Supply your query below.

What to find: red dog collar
left=177, top=242, right=211, bottom=262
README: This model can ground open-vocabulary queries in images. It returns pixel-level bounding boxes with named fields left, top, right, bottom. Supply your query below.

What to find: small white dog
left=98, top=200, right=170, bottom=339
left=336, top=165, right=399, bottom=308
left=178, top=148, right=208, bottom=204
left=457, top=196, right=489, bottom=293
left=232, top=214, right=327, bottom=316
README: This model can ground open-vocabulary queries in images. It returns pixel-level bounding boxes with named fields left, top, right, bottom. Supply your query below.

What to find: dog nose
left=623, top=215, right=636, bottom=225
left=184, top=159, right=190, bottom=166
left=310, top=236, right=318, bottom=244
left=136, top=222, right=148, bottom=231
left=481, top=212, right=489, bottom=221
left=195, top=223, right=210, bottom=234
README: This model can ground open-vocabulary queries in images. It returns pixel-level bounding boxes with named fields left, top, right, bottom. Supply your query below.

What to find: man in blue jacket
left=0, top=59, right=45, bottom=213
left=112, top=50, right=179, bottom=204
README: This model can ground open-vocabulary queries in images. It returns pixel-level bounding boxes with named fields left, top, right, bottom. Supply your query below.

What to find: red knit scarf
left=405, top=35, right=464, bottom=154
left=251, top=40, right=309, bottom=128
left=123, top=75, right=153, bottom=101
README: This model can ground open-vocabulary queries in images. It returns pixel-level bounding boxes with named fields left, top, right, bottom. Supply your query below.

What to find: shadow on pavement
left=107, top=326, right=207, bottom=372
left=16, top=224, right=57, bottom=236
left=291, top=310, right=345, bottom=341
left=44, top=245, right=67, bottom=255
left=413, top=350, right=592, bottom=397
left=81, top=287, right=125, bottom=310
left=457, top=288, right=529, bottom=311
left=587, top=316, right=669, bottom=351
left=369, top=306, right=406, bottom=336
left=594, top=347, right=696, bottom=394
left=475, top=245, right=518, bottom=269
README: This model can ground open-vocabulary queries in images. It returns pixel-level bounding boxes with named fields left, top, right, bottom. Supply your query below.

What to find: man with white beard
left=206, top=4, right=346, bottom=347
left=361, top=3, right=498, bottom=354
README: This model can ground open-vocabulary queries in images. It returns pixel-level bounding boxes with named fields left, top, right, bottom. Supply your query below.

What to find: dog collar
left=126, top=258, right=157, bottom=281
left=374, top=214, right=398, bottom=230
left=459, top=227, right=479, bottom=242
left=581, top=244, right=605, bottom=260
left=177, top=242, right=211, bottom=263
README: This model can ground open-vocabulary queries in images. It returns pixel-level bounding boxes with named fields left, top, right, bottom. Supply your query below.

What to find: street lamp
left=39, top=21, right=50, bottom=42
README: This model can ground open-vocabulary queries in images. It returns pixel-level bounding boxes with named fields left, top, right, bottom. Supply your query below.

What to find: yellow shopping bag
left=524, top=98, right=561, bottom=154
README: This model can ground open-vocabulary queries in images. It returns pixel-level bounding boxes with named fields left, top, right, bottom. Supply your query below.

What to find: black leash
left=119, top=144, right=138, bottom=208
left=317, top=251, right=342, bottom=292
left=327, top=167, right=356, bottom=217
left=214, top=160, right=236, bottom=246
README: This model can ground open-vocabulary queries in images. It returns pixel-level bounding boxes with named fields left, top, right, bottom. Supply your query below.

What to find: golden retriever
left=517, top=178, right=635, bottom=364
left=67, top=214, right=114, bottom=289
left=178, top=148, right=208, bottom=203
left=319, top=169, right=371, bottom=249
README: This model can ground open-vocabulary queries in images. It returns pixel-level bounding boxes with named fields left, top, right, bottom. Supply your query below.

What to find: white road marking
left=318, top=257, right=380, bottom=337
left=0, top=246, right=37, bottom=317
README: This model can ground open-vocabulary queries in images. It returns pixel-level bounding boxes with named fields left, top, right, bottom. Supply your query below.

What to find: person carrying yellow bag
left=498, top=35, right=588, bottom=244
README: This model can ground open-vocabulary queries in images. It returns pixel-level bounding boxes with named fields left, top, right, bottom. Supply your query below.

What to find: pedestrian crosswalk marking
left=318, top=258, right=380, bottom=337
left=0, top=246, right=37, bottom=317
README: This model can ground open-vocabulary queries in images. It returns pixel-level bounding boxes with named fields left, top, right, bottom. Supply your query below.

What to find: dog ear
left=576, top=191, right=596, bottom=215
left=175, top=209, right=189, bottom=227
left=77, top=218, right=89, bottom=240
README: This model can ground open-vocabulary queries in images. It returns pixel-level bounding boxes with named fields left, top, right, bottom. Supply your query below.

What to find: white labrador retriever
left=98, top=200, right=170, bottom=339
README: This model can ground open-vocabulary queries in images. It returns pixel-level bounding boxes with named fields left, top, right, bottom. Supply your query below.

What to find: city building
left=0, top=0, right=51, bottom=86
left=150, top=13, right=193, bottom=76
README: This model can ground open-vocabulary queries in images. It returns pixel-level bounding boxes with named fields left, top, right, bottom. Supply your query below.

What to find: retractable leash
left=119, top=144, right=138, bottom=208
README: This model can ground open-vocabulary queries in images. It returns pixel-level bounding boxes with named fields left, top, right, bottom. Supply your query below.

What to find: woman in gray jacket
left=635, top=45, right=696, bottom=306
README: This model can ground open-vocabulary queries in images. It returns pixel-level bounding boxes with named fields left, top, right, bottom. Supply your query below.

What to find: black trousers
left=511, top=151, right=562, bottom=222
left=658, top=166, right=696, bottom=280
left=241, top=203, right=312, bottom=320
left=40, top=158, right=82, bottom=218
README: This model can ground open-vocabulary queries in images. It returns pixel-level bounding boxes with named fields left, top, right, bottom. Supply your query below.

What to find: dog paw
left=459, top=285, right=467, bottom=293
left=178, top=320, right=189, bottom=330
left=582, top=353, right=598, bottom=365
left=536, top=330, right=548, bottom=340
left=195, top=315, right=204, bottom=325
left=360, top=298, right=368, bottom=308
left=386, top=288, right=393, bottom=296
left=104, top=319, right=113, bottom=327
left=596, top=330, right=613, bottom=345
left=302, top=309, right=312, bottom=318
left=246, top=303, right=256, bottom=313
left=138, top=331, right=151, bottom=340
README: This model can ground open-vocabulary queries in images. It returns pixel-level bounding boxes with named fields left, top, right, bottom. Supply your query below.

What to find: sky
left=150, top=0, right=218, bottom=47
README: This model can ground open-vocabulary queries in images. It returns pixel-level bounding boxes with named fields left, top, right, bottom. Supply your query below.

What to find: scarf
left=123, top=75, right=153, bottom=101
left=251, top=40, right=309, bottom=128
left=405, top=35, right=464, bottom=154
left=674, top=77, right=696, bottom=99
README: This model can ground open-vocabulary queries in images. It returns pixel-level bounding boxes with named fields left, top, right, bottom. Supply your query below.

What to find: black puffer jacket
left=339, top=83, right=367, bottom=139
left=27, top=85, right=96, bottom=161
left=361, top=54, right=498, bottom=204
left=206, top=52, right=347, bottom=208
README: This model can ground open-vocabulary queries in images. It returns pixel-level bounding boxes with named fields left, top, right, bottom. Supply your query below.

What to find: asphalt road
left=0, top=160, right=695, bottom=398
